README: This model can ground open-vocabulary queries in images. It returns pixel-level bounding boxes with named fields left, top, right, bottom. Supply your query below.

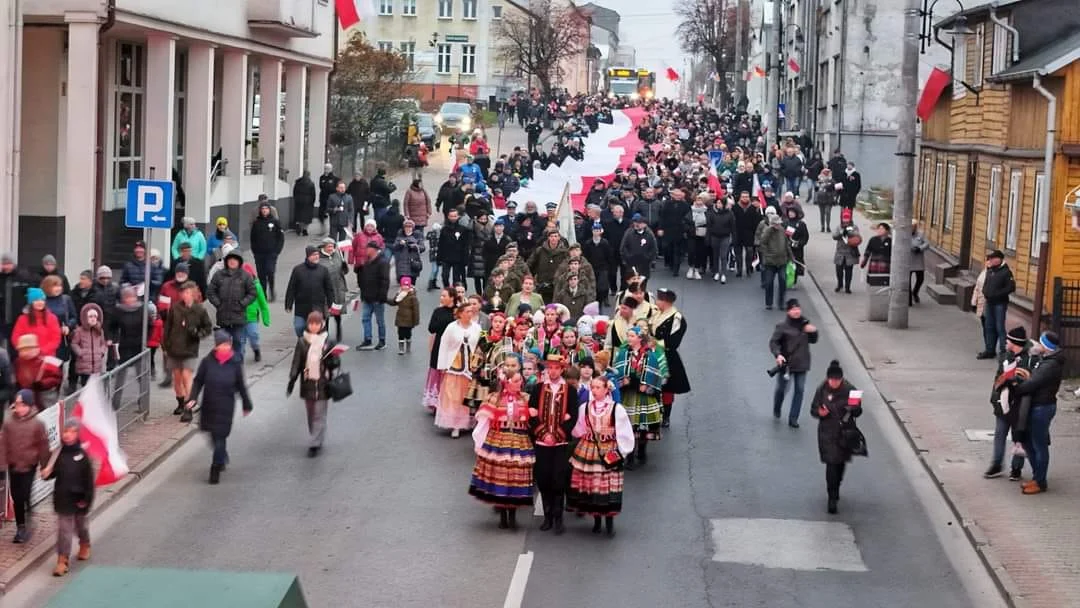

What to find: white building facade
left=0, top=0, right=336, bottom=270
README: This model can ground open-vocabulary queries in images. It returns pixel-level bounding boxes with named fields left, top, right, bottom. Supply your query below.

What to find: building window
left=461, top=44, right=476, bottom=75
left=492, top=5, right=503, bottom=19
left=1031, top=173, right=1047, bottom=258
left=944, top=163, right=957, bottom=229
left=379, top=0, right=393, bottom=15
left=986, top=165, right=1002, bottom=244
left=992, top=22, right=1010, bottom=74
left=952, top=37, right=966, bottom=99
left=1005, top=169, right=1022, bottom=251
left=973, top=23, right=985, bottom=86
left=402, top=0, right=416, bottom=16
left=439, top=0, right=453, bottom=19
left=463, top=0, right=477, bottom=19
left=174, top=51, right=187, bottom=184
left=112, top=41, right=145, bottom=204
left=931, top=161, right=943, bottom=226
left=831, top=55, right=841, bottom=106
left=378, top=41, right=394, bottom=53
left=437, top=43, right=452, bottom=74
left=399, top=41, right=416, bottom=71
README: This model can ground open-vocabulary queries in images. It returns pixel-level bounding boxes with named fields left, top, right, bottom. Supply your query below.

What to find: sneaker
left=983, top=464, right=1003, bottom=479
left=976, top=351, right=996, bottom=360
left=713, top=273, right=720, bottom=282
left=685, top=268, right=694, bottom=279
left=356, top=341, right=374, bottom=351
left=720, top=274, right=727, bottom=284
left=12, top=526, right=26, bottom=544
left=693, top=269, right=702, bottom=280
left=1008, top=469, right=1022, bottom=481
left=374, top=341, right=387, bottom=351
left=788, top=420, right=800, bottom=429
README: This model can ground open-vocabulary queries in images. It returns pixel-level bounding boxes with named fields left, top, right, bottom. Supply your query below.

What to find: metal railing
left=1049, top=277, right=1080, bottom=375
left=59, top=349, right=153, bottom=433
left=328, top=127, right=408, bottom=179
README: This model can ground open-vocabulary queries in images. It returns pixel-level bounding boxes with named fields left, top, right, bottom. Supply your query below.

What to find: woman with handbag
left=286, top=311, right=343, bottom=458
left=468, top=357, right=535, bottom=530
left=567, top=375, right=635, bottom=537
left=810, top=360, right=865, bottom=514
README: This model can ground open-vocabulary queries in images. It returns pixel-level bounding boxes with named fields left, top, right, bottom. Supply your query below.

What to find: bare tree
left=495, top=0, right=590, bottom=97
left=675, top=0, right=746, bottom=107
left=329, top=32, right=411, bottom=146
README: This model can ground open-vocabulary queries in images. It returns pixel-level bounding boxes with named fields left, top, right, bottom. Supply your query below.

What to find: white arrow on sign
left=150, top=215, right=167, bottom=222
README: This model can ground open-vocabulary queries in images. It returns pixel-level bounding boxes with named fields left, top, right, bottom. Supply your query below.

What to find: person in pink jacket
left=350, top=219, right=386, bottom=270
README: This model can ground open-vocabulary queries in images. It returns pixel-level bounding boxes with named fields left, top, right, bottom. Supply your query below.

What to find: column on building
left=258, top=57, right=283, bottom=199
left=283, top=63, right=307, bottom=205
left=220, top=50, right=248, bottom=224
left=0, top=7, right=17, bottom=255
left=62, top=13, right=101, bottom=271
left=182, top=44, right=215, bottom=226
left=306, top=68, right=329, bottom=179
left=143, top=34, right=176, bottom=259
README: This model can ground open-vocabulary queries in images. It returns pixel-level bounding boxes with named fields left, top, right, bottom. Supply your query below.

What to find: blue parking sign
left=125, top=179, right=175, bottom=230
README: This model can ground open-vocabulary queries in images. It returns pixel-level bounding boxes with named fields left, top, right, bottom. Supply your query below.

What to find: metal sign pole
left=142, top=167, right=154, bottom=356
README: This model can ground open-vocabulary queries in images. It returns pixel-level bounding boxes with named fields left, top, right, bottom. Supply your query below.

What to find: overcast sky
left=587, top=0, right=685, bottom=98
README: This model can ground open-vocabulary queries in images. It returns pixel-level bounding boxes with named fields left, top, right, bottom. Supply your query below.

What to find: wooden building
left=916, top=0, right=1080, bottom=323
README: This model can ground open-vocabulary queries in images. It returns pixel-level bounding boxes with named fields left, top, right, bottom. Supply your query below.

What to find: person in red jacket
left=14, top=334, right=63, bottom=407
left=11, top=287, right=62, bottom=357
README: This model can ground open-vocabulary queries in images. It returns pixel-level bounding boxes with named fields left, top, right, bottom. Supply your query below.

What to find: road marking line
left=710, top=518, right=868, bottom=572
left=503, top=551, right=534, bottom=608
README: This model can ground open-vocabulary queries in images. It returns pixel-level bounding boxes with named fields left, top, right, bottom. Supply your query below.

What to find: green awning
left=47, top=567, right=309, bottom=608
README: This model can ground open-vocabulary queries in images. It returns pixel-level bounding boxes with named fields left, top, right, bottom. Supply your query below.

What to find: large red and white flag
left=336, top=0, right=376, bottom=31
left=73, top=375, right=129, bottom=486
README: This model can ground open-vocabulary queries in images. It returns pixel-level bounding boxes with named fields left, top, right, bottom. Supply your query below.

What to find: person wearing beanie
left=984, top=325, right=1032, bottom=481
left=757, top=207, right=793, bottom=309
left=34, top=254, right=70, bottom=295
left=286, top=311, right=343, bottom=457
left=1011, top=330, right=1065, bottom=494
left=859, top=222, right=893, bottom=287
left=42, top=418, right=94, bottom=576
left=106, top=285, right=157, bottom=409
left=651, top=288, right=690, bottom=428
left=0, top=388, right=51, bottom=543
left=206, top=217, right=238, bottom=260
left=285, top=244, right=335, bottom=338
left=977, top=249, right=1016, bottom=359
left=350, top=217, right=386, bottom=270
left=391, top=218, right=426, bottom=286
left=249, top=201, right=285, bottom=302
left=207, top=245, right=256, bottom=360
left=325, top=179, right=354, bottom=242
left=170, top=216, right=208, bottom=261
left=769, top=298, right=818, bottom=428
left=41, top=275, right=77, bottom=381
left=389, top=275, right=420, bottom=355
left=810, top=359, right=864, bottom=514
left=356, top=238, right=391, bottom=350
left=11, top=286, right=63, bottom=358
left=316, top=238, right=349, bottom=343
left=120, top=240, right=164, bottom=301
left=162, top=280, right=212, bottom=420
left=582, top=221, right=614, bottom=307
left=185, top=327, right=253, bottom=484
left=0, top=254, right=35, bottom=357
left=832, top=208, right=861, bottom=294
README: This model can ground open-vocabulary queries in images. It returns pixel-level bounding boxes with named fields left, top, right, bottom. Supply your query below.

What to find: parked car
left=435, top=101, right=472, bottom=133
left=415, top=113, right=442, bottom=149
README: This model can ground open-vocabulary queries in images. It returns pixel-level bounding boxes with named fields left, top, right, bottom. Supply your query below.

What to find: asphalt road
left=4, top=129, right=1004, bottom=607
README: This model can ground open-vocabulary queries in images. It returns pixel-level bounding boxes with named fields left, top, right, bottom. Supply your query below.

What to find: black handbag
left=326, top=371, right=353, bottom=402
left=841, top=421, right=868, bottom=457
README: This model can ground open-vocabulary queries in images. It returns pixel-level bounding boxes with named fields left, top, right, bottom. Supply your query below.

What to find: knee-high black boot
left=636, top=439, right=648, bottom=464
left=592, top=516, right=602, bottom=534
left=507, top=508, right=518, bottom=530
left=539, top=492, right=553, bottom=531
left=605, top=516, right=615, bottom=538
left=498, top=508, right=509, bottom=529
left=552, top=492, right=565, bottom=535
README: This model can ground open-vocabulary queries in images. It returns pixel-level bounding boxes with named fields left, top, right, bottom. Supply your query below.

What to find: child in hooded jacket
left=69, top=303, right=107, bottom=387
left=388, top=276, right=420, bottom=355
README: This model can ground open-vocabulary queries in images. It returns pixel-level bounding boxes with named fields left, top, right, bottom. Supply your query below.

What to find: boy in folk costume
left=528, top=353, right=579, bottom=534
left=650, top=289, right=691, bottom=428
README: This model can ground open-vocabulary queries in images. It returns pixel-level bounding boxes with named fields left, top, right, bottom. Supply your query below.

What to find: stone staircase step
left=927, top=282, right=957, bottom=306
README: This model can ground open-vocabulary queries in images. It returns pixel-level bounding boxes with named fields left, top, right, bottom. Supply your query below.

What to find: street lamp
left=917, top=0, right=979, bottom=98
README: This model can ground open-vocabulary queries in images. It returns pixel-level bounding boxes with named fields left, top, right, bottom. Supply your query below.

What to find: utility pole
left=765, top=0, right=781, bottom=141
left=734, top=0, right=745, bottom=102
left=887, top=0, right=920, bottom=329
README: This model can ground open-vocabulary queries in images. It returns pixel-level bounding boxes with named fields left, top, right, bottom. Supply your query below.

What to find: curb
left=803, top=263, right=1023, bottom=608
left=0, top=349, right=295, bottom=595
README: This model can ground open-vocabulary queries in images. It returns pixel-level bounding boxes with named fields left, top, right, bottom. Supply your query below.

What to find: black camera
left=766, top=363, right=787, bottom=378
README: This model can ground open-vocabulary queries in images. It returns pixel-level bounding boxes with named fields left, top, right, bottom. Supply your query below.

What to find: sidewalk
left=803, top=207, right=1080, bottom=608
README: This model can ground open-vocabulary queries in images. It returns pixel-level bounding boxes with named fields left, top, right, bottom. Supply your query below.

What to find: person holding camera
left=768, top=298, right=818, bottom=428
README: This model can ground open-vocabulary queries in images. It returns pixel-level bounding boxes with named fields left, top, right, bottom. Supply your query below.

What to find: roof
left=987, top=29, right=1080, bottom=82
left=935, top=0, right=1028, bottom=29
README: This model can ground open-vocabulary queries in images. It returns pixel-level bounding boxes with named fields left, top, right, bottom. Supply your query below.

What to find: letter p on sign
left=136, top=184, right=164, bottom=222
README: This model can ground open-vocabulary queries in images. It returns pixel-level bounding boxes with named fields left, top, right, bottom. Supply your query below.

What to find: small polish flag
left=328, top=344, right=350, bottom=357
left=73, top=375, right=129, bottom=486
left=753, top=66, right=766, bottom=78
left=787, top=58, right=801, bottom=74
left=329, top=303, right=344, bottom=316
left=158, top=295, right=171, bottom=307
left=43, top=355, right=63, bottom=371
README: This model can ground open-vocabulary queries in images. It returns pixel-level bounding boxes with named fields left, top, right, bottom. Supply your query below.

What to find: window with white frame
left=377, top=41, right=394, bottom=53
left=379, top=0, right=393, bottom=15
left=461, top=44, right=476, bottom=74
left=463, top=0, right=477, bottom=19
left=402, top=0, right=416, bottom=16
left=437, top=43, right=452, bottom=73
left=931, top=161, right=943, bottom=226
left=973, top=23, right=985, bottom=86
left=1031, top=173, right=1047, bottom=258
left=944, top=163, right=957, bottom=228
left=1005, top=169, right=1022, bottom=250
left=112, top=41, right=145, bottom=204
left=174, top=51, right=187, bottom=184
left=986, top=165, right=1002, bottom=244
left=918, top=156, right=931, bottom=219
left=992, top=22, right=1010, bottom=74
left=439, top=0, right=453, bottom=18
left=952, top=37, right=966, bottom=99
left=399, top=41, right=416, bottom=70
left=492, top=5, right=503, bottom=19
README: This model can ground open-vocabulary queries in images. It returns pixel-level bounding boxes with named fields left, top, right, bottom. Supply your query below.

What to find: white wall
left=23, top=0, right=107, bottom=17
left=19, top=28, right=64, bottom=216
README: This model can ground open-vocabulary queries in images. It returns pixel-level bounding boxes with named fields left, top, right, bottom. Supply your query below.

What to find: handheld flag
left=753, top=66, right=766, bottom=78
left=787, top=58, right=801, bottom=74
left=73, top=375, right=129, bottom=486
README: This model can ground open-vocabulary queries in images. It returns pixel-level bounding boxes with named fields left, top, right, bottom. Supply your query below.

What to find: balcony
left=248, top=0, right=319, bottom=38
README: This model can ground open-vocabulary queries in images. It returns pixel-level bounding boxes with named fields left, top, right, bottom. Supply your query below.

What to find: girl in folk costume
left=611, top=326, right=669, bottom=469
left=558, top=327, right=592, bottom=367
left=464, top=312, right=509, bottom=411
left=528, top=353, right=580, bottom=535
left=532, top=304, right=568, bottom=356
left=423, top=289, right=457, bottom=413
left=567, top=376, right=635, bottom=537
left=435, top=302, right=482, bottom=437
left=468, top=357, right=536, bottom=530
left=650, top=289, right=691, bottom=429
left=504, top=316, right=534, bottom=359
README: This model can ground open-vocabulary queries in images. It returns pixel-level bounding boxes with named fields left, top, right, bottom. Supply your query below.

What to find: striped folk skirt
left=434, top=373, right=473, bottom=431
left=423, top=369, right=443, bottom=413
left=567, top=436, right=624, bottom=516
left=468, top=425, right=536, bottom=507
left=623, top=390, right=662, bottom=438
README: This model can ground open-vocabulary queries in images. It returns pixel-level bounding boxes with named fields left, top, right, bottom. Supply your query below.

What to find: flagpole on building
left=887, top=0, right=921, bottom=329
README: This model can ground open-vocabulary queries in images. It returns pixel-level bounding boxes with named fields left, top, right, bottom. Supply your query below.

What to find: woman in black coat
left=186, top=330, right=254, bottom=484
left=810, top=360, right=863, bottom=514
left=651, top=289, right=689, bottom=428
left=293, top=171, right=317, bottom=234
